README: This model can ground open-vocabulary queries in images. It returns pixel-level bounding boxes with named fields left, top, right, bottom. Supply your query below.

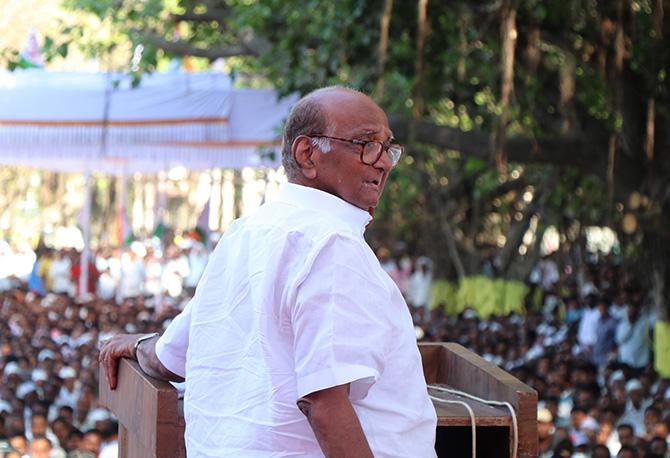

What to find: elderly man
left=100, top=86, right=437, bottom=457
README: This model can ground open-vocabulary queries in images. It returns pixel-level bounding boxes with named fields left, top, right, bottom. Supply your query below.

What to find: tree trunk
left=559, top=51, right=576, bottom=133
left=457, top=10, right=468, bottom=82
left=436, top=207, right=466, bottom=279
left=646, top=232, right=670, bottom=320
left=524, top=24, right=540, bottom=76
left=495, top=0, right=517, bottom=173
left=414, top=0, right=429, bottom=118
left=375, top=0, right=394, bottom=99
left=645, top=97, right=655, bottom=162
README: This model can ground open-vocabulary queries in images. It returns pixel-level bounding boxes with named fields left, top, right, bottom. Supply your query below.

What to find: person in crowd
left=142, top=247, right=163, bottom=297
left=160, top=245, right=189, bottom=298
left=648, top=436, right=668, bottom=457
left=620, top=380, right=653, bottom=436
left=98, top=421, right=118, bottom=458
left=54, top=367, right=80, bottom=409
left=27, top=435, right=52, bottom=458
left=617, top=444, right=636, bottom=458
left=27, top=413, right=59, bottom=447
left=118, top=249, right=145, bottom=300
left=615, top=302, right=651, bottom=376
left=538, top=407, right=555, bottom=458
left=71, top=251, right=100, bottom=298
left=538, top=253, right=560, bottom=293
left=592, top=297, right=618, bottom=367
left=78, top=429, right=102, bottom=457
left=183, top=242, right=208, bottom=296
left=577, top=294, right=601, bottom=358
left=592, top=444, right=611, bottom=458
left=50, top=417, right=71, bottom=452
left=49, top=250, right=73, bottom=296
left=407, top=256, right=434, bottom=318
left=7, top=434, right=27, bottom=456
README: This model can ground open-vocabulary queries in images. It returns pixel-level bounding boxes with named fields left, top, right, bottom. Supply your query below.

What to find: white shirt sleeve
left=155, top=299, right=193, bottom=378
left=291, top=234, right=391, bottom=401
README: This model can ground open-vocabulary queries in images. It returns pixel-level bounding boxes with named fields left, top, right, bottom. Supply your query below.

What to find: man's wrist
left=133, top=332, right=160, bottom=360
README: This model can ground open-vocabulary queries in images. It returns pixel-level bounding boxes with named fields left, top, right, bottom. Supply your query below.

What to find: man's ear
left=292, top=135, right=317, bottom=180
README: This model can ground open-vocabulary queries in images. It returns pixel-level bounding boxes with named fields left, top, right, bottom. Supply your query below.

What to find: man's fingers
left=99, top=341, right=119, bottom=390
left=105, top=353, right=118, bottom=390
left=109, top=358, right=118, bottom=390
left=98, top=334, right=139, bottom=390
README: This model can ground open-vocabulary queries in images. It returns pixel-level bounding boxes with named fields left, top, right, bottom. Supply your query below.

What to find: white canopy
left=0, top=69, right=297, bottom=174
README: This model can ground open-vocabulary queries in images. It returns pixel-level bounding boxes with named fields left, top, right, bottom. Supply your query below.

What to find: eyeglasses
left=307, top=134, right=403, bottom=167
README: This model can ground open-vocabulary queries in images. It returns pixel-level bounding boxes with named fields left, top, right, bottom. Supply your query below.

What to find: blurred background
left=0, top=1, right=669, bottom=457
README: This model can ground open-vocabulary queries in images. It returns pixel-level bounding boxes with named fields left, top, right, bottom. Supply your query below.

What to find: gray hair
left=310, top=136, right=332, bottom=153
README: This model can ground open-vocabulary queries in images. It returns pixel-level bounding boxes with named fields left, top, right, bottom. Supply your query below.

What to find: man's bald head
left=281, top=86, right=366, bottom=180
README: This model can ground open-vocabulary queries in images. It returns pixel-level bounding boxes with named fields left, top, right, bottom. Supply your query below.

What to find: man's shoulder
left=252, top=199, right=363, bottom=241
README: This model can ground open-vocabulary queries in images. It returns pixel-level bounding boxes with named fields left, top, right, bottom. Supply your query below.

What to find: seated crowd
left=412, top=255, right=669, bottom=458
left=0, top=241, right=668, bottom=458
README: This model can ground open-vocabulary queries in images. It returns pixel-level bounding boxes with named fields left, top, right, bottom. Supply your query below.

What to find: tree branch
left=389, top=116, right=597, bottom=168
left=170, top=9, right=230, bottom=22
left=483, top=177, right=528, bottom=201
left=390, top=115, right=649, bottom=206
left=138, top=29, right=264, bottom=59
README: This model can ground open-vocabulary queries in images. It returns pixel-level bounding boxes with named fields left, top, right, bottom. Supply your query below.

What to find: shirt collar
left=275, top=183, right=372, bottom=235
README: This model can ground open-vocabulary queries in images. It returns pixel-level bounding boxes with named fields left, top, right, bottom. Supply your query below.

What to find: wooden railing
left=98, top=359, right=185, bottom=458
left=100, top=343, right=537, bottom=458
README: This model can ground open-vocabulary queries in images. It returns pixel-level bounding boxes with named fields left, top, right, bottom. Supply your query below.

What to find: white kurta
left=156, top=183, right=437, bottom=458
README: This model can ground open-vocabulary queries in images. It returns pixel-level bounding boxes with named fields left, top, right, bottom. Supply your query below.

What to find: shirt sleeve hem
left=296, top=364, right=379, bottom=401
left=155, top=336, right=186, bottom=378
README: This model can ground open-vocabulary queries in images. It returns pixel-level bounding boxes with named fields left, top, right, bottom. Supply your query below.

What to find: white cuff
left=155, top=335, right=187, bottom=378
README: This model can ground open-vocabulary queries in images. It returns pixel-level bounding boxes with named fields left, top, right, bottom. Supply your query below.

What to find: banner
left=430, top=276, right=528, bottom=318
left=654, top=320, right=670, bottom=377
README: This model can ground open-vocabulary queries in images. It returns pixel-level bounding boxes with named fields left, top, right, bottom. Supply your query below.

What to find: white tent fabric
left=0, top=69, right=297, bottom=173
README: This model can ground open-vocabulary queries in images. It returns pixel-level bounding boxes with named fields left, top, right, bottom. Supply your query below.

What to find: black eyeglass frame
left=307, top=134, right=403, bottom=167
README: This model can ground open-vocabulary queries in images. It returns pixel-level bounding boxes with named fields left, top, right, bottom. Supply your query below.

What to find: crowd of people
left=0, top=236, right=210, bottom=306
left=0, top=239, right=669, bottom=457
left=0, top=279, right=186, bottom=457
left=411, top=255, right=668, bottom=458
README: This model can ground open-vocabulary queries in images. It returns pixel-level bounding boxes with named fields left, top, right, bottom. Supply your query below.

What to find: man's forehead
left=350, top=127, right=394, bottom=140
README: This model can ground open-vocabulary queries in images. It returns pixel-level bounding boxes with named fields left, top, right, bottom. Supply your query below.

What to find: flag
left=19, top=29, right=44, bottom=68
left=116, top=204, right=133, bottom=246
left=28, top=259, right=46, bottom=296
left=153, top=221, right=165, bottom=240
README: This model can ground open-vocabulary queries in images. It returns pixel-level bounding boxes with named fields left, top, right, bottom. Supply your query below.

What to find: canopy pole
left=115, top=170, right=128, bottom=305
left=78, top=171, right=92, bottom=298
left=203, top=171, right=214, bottom=252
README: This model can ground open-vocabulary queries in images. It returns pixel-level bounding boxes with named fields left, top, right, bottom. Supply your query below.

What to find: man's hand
left=98, top=333, right=144, bottom=390
left=297, top=384, right=373, bottom=458
left=99, top=333, right=184, bottom=390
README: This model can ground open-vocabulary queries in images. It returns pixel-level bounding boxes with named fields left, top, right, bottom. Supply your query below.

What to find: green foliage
left=6, top=0, right=668, bottom=288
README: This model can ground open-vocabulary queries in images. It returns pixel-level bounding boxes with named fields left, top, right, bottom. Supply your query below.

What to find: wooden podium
left=420, top=343, right=537, bottom=457
left=99, top=343, right=537, bottom=457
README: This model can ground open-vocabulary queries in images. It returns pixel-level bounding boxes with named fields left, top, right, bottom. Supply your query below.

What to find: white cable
left=428, top=393, right=476, bottom=458
left=427, top=384, right=519, bottom=458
